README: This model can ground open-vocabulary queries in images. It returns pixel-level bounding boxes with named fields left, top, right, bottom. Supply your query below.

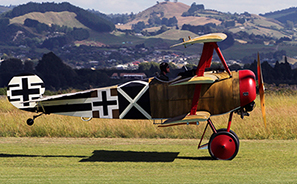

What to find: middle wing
left=170, top=72, right=230, bottom=86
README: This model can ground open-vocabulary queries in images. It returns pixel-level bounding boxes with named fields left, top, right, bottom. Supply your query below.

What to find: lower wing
left=158, top=111, right=210, bottom=127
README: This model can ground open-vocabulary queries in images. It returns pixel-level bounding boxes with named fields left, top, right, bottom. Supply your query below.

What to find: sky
left=1, top=0, right=297, bottom=15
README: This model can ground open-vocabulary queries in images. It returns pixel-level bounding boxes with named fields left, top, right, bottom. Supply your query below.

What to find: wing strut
left=213, top=43, right=232, bottom=77
left=190, top=43, right=214, bottom=115
left=190, top=42, right=231, bottom=115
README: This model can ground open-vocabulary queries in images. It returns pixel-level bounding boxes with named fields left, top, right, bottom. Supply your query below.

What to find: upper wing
left=170, top=33, right=227, bottom=48
left=158, top=111, right=210, bottom=127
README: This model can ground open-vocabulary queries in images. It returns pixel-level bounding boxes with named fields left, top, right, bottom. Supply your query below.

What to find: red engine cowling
left=239, top=70, right=256, bottom=107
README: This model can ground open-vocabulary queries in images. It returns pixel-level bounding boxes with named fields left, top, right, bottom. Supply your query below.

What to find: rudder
left=7, top=74, right=45, bottom=110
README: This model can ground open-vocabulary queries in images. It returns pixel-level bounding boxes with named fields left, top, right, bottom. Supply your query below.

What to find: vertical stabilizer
left=7, top=74, right=45, bottom=110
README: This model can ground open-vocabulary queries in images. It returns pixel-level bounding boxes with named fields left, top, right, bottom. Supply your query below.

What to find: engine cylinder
left=239, top=70, right=256, bottom=107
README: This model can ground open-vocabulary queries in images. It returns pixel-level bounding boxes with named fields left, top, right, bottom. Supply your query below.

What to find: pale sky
left=1, top=0, right=297, bottom=15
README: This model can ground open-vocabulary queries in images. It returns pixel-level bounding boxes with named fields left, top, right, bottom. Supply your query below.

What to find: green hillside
left=10, top=11, right=88, bottom=29
left=1, top=2, right=115, bottom=32
left=0, top=1, right=297, bottom=72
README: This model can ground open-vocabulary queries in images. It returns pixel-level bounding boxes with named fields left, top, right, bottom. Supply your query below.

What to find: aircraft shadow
left=79, top=150, right=213, bottom=162
left=0, top=151, right=213, bottom=162
left=0, top=153, right=86, bottom=158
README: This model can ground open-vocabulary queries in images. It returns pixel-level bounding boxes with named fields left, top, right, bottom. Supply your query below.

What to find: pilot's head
left=160, top=62, right=170, bottom=73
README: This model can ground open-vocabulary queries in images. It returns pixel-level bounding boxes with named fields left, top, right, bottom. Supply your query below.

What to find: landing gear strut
left=26, top=113, right=44, bottom=126
left=198, top=111, right=240, bottom=160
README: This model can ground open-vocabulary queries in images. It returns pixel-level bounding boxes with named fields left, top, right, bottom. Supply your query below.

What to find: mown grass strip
left=0, top=138, right=296, bottom=183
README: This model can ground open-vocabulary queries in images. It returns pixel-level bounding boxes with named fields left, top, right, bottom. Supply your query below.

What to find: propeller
left=257, top=53, right=267, bottom=127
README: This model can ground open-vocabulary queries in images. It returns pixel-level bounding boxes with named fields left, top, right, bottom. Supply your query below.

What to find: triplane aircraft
left=7, top=33, right=266, bottom=160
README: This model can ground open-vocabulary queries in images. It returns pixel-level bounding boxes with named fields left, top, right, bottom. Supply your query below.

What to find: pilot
left=158, top=62, right=170, bottom=81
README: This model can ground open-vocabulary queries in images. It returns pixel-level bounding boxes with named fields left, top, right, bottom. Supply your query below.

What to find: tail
left=7, top=74, right=45, bottom=111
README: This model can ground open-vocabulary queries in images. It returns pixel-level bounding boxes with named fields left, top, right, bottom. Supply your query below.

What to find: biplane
left=6, top=33, right=266, bottom=160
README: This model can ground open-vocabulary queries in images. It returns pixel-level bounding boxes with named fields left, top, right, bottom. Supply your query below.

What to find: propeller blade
left=257, top=53, right=267, bottom=127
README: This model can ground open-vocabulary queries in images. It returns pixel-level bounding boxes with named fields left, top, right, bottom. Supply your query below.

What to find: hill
left=260, top=7, right=297, bottom=24
left=0, top=1, right=297, bottom=72
left=116, top=1, right=292, bottom=40
left=0, top=5, right=14, bottom=14
left=0, top=2, right=120, bottom=64
left=1, top=2, right=115, bottom=32
left=116, top=1, right=221, bottom=30
left=10, top=11, right=88, bottom=29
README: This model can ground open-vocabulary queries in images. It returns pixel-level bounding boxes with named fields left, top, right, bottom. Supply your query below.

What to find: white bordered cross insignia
left=92, top=88, right=119, bottom=119
left=118, top=81, right=151, bottom=119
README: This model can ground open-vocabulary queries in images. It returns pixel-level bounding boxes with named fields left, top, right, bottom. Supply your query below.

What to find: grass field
left=0, top=138, right=296, bottom=183
left=1, top=92, right=297, bottom=140
left=0, top=92, right=297, bottom=183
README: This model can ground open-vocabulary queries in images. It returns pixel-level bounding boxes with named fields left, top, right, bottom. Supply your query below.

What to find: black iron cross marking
left=93, top=91, right=117, bottom=116
left=11, top=78, right=40, bottom=106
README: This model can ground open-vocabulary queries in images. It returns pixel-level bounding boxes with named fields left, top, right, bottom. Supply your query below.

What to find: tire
left=26, top=118, right=34, bottom=126
left=208, top=131, right=239, bottom=160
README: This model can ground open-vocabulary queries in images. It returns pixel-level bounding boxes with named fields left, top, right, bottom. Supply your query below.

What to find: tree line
left=0, top=52, right=112, bottom=91
left=0, top=52, right=296, bottom=92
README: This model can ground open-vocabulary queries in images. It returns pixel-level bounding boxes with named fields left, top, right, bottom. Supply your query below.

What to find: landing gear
left=198, top=111, right=240, bottom=160
left=208, top=131, right=239, bottom=160
left=26, top=113, right=44, bottom=126
left=26, top=118, right=34, bottom=126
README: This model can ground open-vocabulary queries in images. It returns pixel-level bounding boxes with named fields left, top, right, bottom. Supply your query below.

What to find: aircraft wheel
left=208, top=131, right=239, bottom=160
left=26, top=118, right=34, bottom=126
left=216, top=128, right=239, bottom=146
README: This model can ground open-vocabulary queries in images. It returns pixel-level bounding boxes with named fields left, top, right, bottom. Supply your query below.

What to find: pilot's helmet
left=160, top=62, right=169, bottom=73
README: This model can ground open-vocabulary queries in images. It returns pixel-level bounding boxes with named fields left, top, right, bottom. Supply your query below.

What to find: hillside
left=116, top=1, right=292, bottom=40
left=260, top=7, right=297, bottom=23
left=116, top=1, right=221, bottom=30
left=10, top=11, right=88, bottom=29
left=0, top=5, right=13, bottom=14
left=0, top=1, right=297, bottom=72
left=229, top=14, right=286, bottom=38
left=1, top=2, right=115, bottom=32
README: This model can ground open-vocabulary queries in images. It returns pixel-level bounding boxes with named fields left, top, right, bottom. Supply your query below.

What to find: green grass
left=1, top=92, right=297, bottom=140
left=0, top=138, right=296, bottom=183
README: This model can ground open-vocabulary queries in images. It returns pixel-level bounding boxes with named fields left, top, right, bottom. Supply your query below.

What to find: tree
left=161, top=18, right=168, bottom=26
left=70, top=28, right=89, bottom=41
left=132, top=21, right=146, bottom=33
left=35, top=52, right=77, bottom=89
left=24, top=60, right=34, bottom=73
left=0, top=58, right=24, bottom=86
left=168, top=16, right=178, bottom=26
left=0, top=18, right=9, bottom=28
left=185, top=3, right=205, bottom=15
left=138, top=62, right=159, bottom=77
left=24, top=18, right=39, bottom=27
left=41, top=36, right=73, bottom=50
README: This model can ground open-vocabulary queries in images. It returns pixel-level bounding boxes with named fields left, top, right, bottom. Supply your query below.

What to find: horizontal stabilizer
left=170, top=33, right=227, bottom=48
left=22, top=86, right=117, bottom=103
left=170, top=75, right=216, bottom=86
left=158, top=111, right=210, bottom=127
